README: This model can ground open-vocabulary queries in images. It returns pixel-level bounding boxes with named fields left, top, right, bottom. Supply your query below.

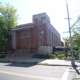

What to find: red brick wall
left=16, top=29, right=33, bottom=49
left=32, top=18, right=39, bottom=48
left=40, top=16, right=61, bottom=47
left=41, top=17, right=47, bottom=46
left=9, top=13, right=61, bottom=50
left=8, top=35, right=12, bottom=48
left=32, top=15, right=61, bottom=47
left=46, top=21, right=61, bottom=46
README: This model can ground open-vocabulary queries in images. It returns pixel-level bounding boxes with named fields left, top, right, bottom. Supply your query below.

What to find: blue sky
left=1, top=0, right=80, bottom=40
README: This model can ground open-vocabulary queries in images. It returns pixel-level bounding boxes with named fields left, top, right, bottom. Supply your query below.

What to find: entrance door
left=21, top=42, right=31, bottom=49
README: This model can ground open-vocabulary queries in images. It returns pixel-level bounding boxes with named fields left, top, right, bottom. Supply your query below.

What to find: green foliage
left=57, top=54, right=65, bottom=60
left=0, top=2, right=18, bottom=51
left=67, top=56, right=72, bottom=60
left=62, top=36, right=70, bottom=43
left=62, top=37, right=70, bottom=59
left=74, top=73, right=78, bottom=79
left=0, top=3, right=18, bottom=28
left=72, top=17, right=80, bottom=52
left=33, top=54, right=56, bottom=59
left=74, top=53, right=79, bottom=60
left=33, top=53, right=79, bottom=60
left=30, top=46, right=37, bottom=50
left=0, top=54, right=7, bottom=58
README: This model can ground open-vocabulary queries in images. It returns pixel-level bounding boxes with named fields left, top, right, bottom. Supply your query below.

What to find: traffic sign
left=62, top=31, right=69, bottom=34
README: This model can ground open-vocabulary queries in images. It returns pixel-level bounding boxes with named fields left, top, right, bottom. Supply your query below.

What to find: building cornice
left=12, top=26, right=33, bottom=31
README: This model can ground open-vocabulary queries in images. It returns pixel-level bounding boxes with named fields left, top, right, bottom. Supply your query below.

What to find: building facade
left=9, top=13, right=61, bottom=54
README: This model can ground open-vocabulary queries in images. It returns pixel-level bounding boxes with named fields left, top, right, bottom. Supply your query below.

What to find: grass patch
left=38, top=62, right=48, bottom=65
left=74, top=73, right=78, bottom=79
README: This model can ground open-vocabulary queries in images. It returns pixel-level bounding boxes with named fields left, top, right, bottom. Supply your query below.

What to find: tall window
left=53, top=33, right=54, bottom=45
left=49, top=30, right=50, bottom=45
left=54, top=34, right=55, bottom=45
left=39, top=27, right=42, bottom=38
left=38, top=20, right=42, bottom=25
left=21, top=30, right=30, bottom=38
left=39, top=25, right=42, bottom=29
left=55, top=35, right=57, bottom=45
left=52, top=32, right=53, bottom=46
left=39, top=38, right=43, bottom=46
left=56, top=36, right=57, bottom=45
left=38, top=19, right=43, bottom=46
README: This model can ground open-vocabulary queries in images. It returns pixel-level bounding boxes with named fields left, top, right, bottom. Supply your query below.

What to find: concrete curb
left=0, top=59, right=76, bottom=67
left=0, top=58, right=80, bottom=67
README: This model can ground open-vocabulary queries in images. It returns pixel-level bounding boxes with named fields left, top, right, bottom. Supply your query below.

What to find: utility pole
left=65, top=0, right=75, bottom=66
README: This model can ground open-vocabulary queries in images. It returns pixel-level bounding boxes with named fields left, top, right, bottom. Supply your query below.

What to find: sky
left=1, top=0, right=80, bottom=40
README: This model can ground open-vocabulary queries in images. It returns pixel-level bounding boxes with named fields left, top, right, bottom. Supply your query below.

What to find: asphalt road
left=0, top=62, right=69, bottom=80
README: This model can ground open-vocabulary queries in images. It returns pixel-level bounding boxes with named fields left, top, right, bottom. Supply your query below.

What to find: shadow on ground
left=1, top=58, right=46, bottom=68
left=73, top=64, right=80, bottom=75
left=4, top=62, right=38, bottom=68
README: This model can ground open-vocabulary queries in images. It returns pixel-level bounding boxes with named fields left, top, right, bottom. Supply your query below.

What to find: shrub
left=57, top=54, right=65, bottom=60
left=74, top=54, right=79, bottom=60
left=33, top=54, right=56, bottom=59
left=67, top=56, right=72, bottom=60
left=48, top=54, right=56, bottom=59
left=8, top=47, right=14, bottom=50
left=0, top=54, right=7, bottom=58
left=33, top=53, right=78, bottom=60
left=37, top=54, right=49, bottom=59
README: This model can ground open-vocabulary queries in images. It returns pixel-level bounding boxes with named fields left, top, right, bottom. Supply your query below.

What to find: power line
left=70, top=9, right=80, bottom=16
left=71, top=15, right=78, bottom=20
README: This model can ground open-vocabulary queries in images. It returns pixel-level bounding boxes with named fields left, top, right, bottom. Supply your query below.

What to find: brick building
left=9, top=13, right=61, bottom=54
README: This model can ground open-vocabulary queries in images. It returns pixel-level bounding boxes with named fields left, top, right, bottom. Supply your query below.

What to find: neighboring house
left=8, top=12, right=61, bottom=54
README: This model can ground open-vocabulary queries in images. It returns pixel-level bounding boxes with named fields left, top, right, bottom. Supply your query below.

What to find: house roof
left=12, top=23, right=33, bottom=31
left=16, top=23, right=33, bottom=28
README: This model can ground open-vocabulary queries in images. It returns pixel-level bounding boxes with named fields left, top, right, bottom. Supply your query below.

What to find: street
left=0, top=62, right=69, bottom=80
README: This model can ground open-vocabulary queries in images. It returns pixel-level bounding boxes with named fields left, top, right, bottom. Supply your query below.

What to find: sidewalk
left=0, top=58, right=80, bottom=66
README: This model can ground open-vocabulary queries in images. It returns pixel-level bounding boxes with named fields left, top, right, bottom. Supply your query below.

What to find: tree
left=62, top=36, right=70, bottom=46
left=72, top=19, right=80, bottom=52
left=0, top=2, right=18, bottom=51
left=62, top=36, right=70, bottom=59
